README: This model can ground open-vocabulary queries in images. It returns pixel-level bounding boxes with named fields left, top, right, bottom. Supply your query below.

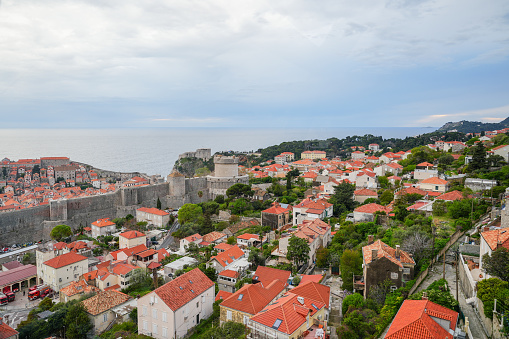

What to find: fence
left=408, top=229, right=465, bottom=295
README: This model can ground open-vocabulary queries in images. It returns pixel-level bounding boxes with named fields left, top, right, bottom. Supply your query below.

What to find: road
left=157, top=221, right=180, bottom=251
left=416, top=248, right=488, bottom=339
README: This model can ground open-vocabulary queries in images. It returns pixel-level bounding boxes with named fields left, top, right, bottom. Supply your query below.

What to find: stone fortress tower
left=207, top=155, right=249, bottom=198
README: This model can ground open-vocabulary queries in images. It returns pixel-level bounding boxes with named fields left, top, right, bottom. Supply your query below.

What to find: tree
left=329, top=182, right=357, bottom=216
left=483, top=248, right=509, bottom=282
left=286, top=236, right=310, bottom=270
left=157, top=197, right=162, bottom=210
left=226, top=236, right=236, bottom=245
left=50, top=224, right=72, bottom=242
left=368, top=279, right=393, bottom=308
left=402, top=232, right=431, bottom=265
left=316, top=247, right=329, bottom=267
left=178, top=203, right=203, bottom=224
left=342, top=293, right=365, bottom=317
left=470, top=143, right=487, bottom=171
left=340, top=249, right=363, bottom=291
left=286, top=168, right=300, bottom=190
left=248, top=247, right=265, bottom=269
left=438, top=154, right=454, bottom=166
left=22, top=252, right=36, bottom=265
left=64, top=302, right=93, bottom=339
left=214, top=195, right=225, bottom=204
left=226, top=183, right=253, bottom=199
left=379, top=190, right=394, bottom=205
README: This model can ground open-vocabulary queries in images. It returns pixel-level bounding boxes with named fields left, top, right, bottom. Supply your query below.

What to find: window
left=143, top=306, right=147, bottom=316
left=106, top=282, right=110, bottom=287
left=153, top=323, right=158, bottom=334
left=196, top=301, right=199, bottom=308
left=143, top=321, right=148, bottom=331
left=243, top=315, right=249, bottom=325
left=227, top=310, right=232, bottom=320
left=272, top=319, right=282, bottom=330
left=152, top=309, right=157, bottom=319
left=162, top=327, right=168, bottom=338
left=162, top=311, right=167, bottom=322
left=103, top=313, right=108, bottom=323
left=238, top=294, right=244, bottom=301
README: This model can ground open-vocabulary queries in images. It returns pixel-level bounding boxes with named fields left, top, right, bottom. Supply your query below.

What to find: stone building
left=261, top=202, right=291, bottom=230
left=358, top=240, right=415, bottom=298
left=206, top=155, right=249, bottom=199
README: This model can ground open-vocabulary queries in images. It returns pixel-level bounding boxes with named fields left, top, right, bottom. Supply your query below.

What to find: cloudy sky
left=1, top=0, right=508, bottom=128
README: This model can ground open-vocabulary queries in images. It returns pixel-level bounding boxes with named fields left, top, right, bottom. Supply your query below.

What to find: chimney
left=422, top=291, right=428, bottom=300
left=368, top=235, right=374, bottom=244
left=395, top=245, right=401, bottom=258
left=371, top=249, right=378, bottom=260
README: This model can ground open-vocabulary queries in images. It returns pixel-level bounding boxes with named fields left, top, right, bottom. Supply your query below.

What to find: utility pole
left=443, top=251, right=446, bottom=281
left=456, top=249, right=459, bottom=302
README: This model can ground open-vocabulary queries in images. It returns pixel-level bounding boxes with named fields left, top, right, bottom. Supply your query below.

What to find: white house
left=137, top=268, right=215, bottom=339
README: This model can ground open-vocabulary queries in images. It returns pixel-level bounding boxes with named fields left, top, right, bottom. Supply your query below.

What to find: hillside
left=436, top=117, right=509, bottom=133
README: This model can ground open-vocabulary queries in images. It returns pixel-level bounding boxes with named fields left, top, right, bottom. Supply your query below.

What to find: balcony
left=353, top=275, right=365, bottom=291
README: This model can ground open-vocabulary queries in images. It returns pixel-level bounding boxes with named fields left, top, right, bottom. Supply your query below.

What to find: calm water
left=0, top=127, right=434, bottom=177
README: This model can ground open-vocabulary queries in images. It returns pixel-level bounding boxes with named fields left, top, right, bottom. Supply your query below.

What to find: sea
left=0, top=127, right=435, bottom=177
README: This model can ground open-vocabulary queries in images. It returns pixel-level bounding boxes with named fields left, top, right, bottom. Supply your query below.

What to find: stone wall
left=0, top=176, right=208, bottom=245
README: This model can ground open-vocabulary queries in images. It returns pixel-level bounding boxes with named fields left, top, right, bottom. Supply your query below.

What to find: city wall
left=0, top=178, right=208, bottom=245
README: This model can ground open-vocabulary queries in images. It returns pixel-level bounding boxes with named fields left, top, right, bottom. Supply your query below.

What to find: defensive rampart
left=0, top=179, right=207, bottom=245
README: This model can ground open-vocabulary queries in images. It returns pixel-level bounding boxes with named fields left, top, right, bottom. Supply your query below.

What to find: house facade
left=137, top=269, right=215, bottom=339
left=39, top=252, right=88, bottom=292
left=136, top=207, right=170, bottom=227
left=119, top=231, right=147, bottom=249
left=91, top=218, right=116, bottom=238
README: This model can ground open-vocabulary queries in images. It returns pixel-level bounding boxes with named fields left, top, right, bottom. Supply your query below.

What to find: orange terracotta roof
left=421, top=177, right=448, bottom=185
left=362, top=239, right=415, bottom=268
left=82, top=290, right=132, bottom=315
left=202, top=231, right=226, bottom=243
left=112, top=263, right=137, bottom=276
left=435, top=190, right=464, bottom=201
left=183, top=233, right=202, bottom=243
left=237, top=233, right=260, bottom=241
left=262, top=202, right=291, bottom=214
left=291, top=281, right=330, bottom=308
left=253, top=266, right=291, bottom=286
left=214, top=243, right=233, bottom=251
left=215, top=290, right=233, bottom=302
left=221, top=279, right=286, bottom=315
left=386, top=299, right=458, bottom=339
left=60, top=280, right=99, bottom=297
left=219, top=269, right=240, bottom=279
left=354, top=188, right=378, bottom=196
left=0, top=318, right=19, bottom=339
left=298, top=275, right=324, bottom=285
left=153, top=268, right=214, bottom=311
left=354, top=203, right=392, bottom=214
left=396, top=187, right=427, bottom=196
left=210, top=246, right=244, bottom=267
left=119, top=230, right=146, bottom=239
left=43, top=252, right=87, bottom=269
left=137, top=207, right=169, bottom=216
left=92, top=218, right=115, bottom=227
left=481, top=228, right=509, bottom=251
left=249, top=292, right=325, bottom=335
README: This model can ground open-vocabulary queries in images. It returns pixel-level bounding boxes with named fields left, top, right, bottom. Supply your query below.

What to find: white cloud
left=417, top=104, right=509, bottom=124
left=0, top=0, right=508, bottom=126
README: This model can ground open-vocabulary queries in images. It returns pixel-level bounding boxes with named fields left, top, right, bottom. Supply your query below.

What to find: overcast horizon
left=1, top=0, right=509, bottom=128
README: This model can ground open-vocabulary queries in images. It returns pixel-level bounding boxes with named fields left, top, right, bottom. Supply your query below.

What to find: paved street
left=416, top=249, right=488, bottom=339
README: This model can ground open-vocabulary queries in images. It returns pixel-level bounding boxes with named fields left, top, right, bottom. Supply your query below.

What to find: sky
left=1, top=0, right=509, bottom=128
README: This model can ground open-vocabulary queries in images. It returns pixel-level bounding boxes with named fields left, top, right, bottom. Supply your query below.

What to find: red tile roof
left=253, top=266, right=291, bottom=286
left=214, top=243, right=233, bottom=251
left=182, top=233, right=202, bottom=243
left=210, top=245, right=245, bottom=267
left=60, top=280, right=99, bottom=297
left=153, top=268, right=214, bottom=311
left=119, top=230, right=146, bottom=239
left=221, top=279, right=287, bottom=315
left=202, top=231, right=226, bottom=243
left=0, top=264, right=37, bottom=287
left=43, top=252, right=87, bottom=269
left=421, top=177, right=448, bottom=185
left=262, top=202, right=291, bottom=214
left=1, top=261, right=24, bottom=270
left=92, top=218, right=115, bottom=227
left=396, top=187, right=427, bottom=196
left=249, top=292, right=325, bottom=335
left=435, top=190, right=464, bottom=201
left=354, top=203, right=392, bottom=214
left=362, top=240, right=415, bottom=268
left=137, top=207, right=169, bottom=216
left=237, top=233, right=260, bottom=241
left=219, top=269, right=240, bottom=279
left=386, top=299, right=458, bottom=339
left=0, top=318, right=19, bottom=339
left=82, top=290, right=132, bottom=315
left=354, top=189, right=378, bottom=197
left=481, top=228, right=509, bottom=251
left=291, top=281, right=330, bottom=308
left=112, top=263, right=137, bottom=276
left=215, top=290, right=233, bottom=302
